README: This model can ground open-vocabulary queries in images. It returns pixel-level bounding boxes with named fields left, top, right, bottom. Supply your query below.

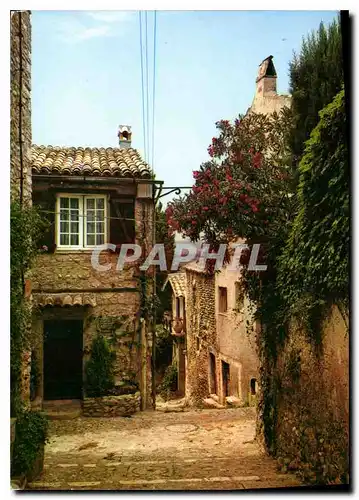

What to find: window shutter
left=33, top=191, right=56, bottom=252
left=109, top=199, right=135, bottom=246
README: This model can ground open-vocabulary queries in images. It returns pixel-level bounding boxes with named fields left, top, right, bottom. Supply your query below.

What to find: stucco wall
left=215, top=265, right=258, bottom=404
left=249, top=93, right=291, bottom=115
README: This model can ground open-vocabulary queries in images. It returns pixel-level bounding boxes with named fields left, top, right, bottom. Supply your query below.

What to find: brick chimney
left=255, top=55, right=277, bottom=97
left=118, top=125, right=132, bottom=149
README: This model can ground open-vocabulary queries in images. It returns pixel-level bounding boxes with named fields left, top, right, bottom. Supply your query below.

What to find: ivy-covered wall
left=273, top=306, right=349, bottom=484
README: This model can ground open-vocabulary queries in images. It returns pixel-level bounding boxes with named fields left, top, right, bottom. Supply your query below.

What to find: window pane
left=87, top=222, right=95, bottom=234
left=96, top=210, right=105, bottom=222
left=87, top=210, right=95, bottom=221
left=60, top=221, right=69, bottom=233
left=60, top=198, right=69, bottom=208
left=70, top=234, right=79, bottom=246
left=87, top=234, right=95, bottom=246
left=60, top=210, right=69, bottom=221
left=60, top=234, right=69, bottom=245
left=96, top=234, right=104, bottom=245
left=70, top=210, right=79, bottom=221
left=85, top=197, right=106, bottom=247
left=96, top=222, right=104, bottom=234
left=70, top=198, right=79, bottom=209
left=96, top=198, right=104, bottom=209
left=70, top=222, right=79, bottom=233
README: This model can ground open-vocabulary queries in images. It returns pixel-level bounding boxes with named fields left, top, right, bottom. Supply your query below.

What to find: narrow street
left=28, top=407, right=303, bottom=491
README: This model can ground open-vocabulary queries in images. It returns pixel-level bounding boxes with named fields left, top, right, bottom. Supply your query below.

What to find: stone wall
left=273, top=306, right=349, bottom=483
left=184, top=266, right=216, bottom=405
left=31, top=195, right=155, bottom=409
left=83, top=392, right=141, bottom=417
left=11, top=10, right=33, bottom=407
left=31, top=252, right=138, bottom=291
left=10, top=10, right=32, bottom=204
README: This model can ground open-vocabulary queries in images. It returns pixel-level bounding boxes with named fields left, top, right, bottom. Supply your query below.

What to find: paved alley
left=27, top=407, right=303, bottom=491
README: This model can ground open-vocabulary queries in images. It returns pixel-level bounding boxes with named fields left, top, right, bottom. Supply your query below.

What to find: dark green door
left=44, top=320, right=83, bottom=400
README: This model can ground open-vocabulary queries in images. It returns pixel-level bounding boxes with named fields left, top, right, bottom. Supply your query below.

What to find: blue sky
left=32, top=10, right=338, bottom=202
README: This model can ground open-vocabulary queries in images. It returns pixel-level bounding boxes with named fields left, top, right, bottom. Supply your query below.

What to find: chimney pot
left=118, top=125, right=132, bottom=149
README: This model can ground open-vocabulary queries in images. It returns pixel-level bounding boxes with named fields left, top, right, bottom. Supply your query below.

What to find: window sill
left=52, top=248, right=108, bottom=255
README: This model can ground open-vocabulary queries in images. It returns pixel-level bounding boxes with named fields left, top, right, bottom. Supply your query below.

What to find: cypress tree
left=289, top=15, right=343, bottom=167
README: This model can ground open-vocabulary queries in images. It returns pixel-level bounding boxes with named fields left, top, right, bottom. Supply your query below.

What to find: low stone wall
left=83, top=392, right=141, bottom=417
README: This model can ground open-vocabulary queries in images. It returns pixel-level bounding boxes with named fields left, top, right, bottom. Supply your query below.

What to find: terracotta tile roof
left=34, top=292, right=97, bottom=308
left=167, top=273, right=187, bottom=298
left=183, top=260, right=207, bottom=274
left=31, top=145, right=152, bottom=179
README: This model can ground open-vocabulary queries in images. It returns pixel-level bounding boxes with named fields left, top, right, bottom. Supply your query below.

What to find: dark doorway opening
left=250, top=378, right=257, bottom=395
left=222, top=361, right=230, bottom=397
left=209, top=353, right=217, bottom=394
left=44, top=320, right=83, bottom=400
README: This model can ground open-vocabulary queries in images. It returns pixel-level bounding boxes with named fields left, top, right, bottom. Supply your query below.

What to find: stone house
left=29, top=131, right=157, bottom=410
left=162, top=272, right=187, bottom=396
left=163, top=256, right=258, bottom=408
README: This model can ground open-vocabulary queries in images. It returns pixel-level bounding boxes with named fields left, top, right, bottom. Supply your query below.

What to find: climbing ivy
left=12, top=409, right=49, bottom=478
left=10, top=201, right=48, bottom=417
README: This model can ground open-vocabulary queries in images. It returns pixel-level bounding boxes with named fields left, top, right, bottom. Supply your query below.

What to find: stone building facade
left=165, top=259, right=258, bottom=408
left=183, top=263, right=217, bottom=406
left=29, top=141, right=156, bottom=410
left=10, top=11, right=33, bottom=407
left=10, top=10, right=32, bottom=204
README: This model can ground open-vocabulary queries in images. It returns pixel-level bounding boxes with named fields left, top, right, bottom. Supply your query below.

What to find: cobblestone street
left=27, top=408, right=303, bottom=491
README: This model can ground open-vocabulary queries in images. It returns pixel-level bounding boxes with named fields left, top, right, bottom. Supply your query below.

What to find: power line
left=145, top=11, right=150, bottom=169
left=151, top=11, right=157, bottom=171
left=139, top=12, right=147, bottom=162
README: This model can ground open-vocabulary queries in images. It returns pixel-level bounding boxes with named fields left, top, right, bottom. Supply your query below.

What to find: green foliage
left=167, top=109, right=295, bottom=249
left=85, top=335, right=116, bottom=397
left=155, top=325, right=173, bottom=374
left=159, top=364, right=178, bottom=400
left=155, top=204, right=174, bottom=322
left=12, top=410, right=48, bottom=477
left=279, top=89, right=348, bottom=334
left=30, top=350, right=40, bottom=402
left=289, top=16, right=343, bottom=166
left=11, top=202, right=48, bottom=416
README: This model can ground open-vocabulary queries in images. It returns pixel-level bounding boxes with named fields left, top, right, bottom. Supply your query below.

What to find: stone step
left=203, top=398, right=225, bottom=409
left=44, top=410, right=82, bottom=420
left=225, top=396, right=243, bottom=407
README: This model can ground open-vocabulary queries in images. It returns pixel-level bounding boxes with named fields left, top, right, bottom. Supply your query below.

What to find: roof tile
left=31, top=145, right=152, bottom=179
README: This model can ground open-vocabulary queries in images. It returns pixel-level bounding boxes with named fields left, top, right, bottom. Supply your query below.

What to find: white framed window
left=56, top=194, right=107, bottom=249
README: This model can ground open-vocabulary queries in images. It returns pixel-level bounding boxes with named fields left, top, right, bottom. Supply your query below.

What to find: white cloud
left=74, top=25, right=111, bottom=41
left=56, top=11, right=134, bottom=44
left=86, top=11, right=134, bottom=24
